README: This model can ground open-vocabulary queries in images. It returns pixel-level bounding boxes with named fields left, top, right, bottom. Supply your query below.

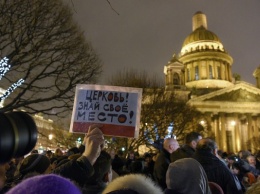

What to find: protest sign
left=70, top=84, right=142, bottom=138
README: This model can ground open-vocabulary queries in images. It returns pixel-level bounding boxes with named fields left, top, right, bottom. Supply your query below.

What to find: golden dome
left=182, top=26, right=221, bottom=47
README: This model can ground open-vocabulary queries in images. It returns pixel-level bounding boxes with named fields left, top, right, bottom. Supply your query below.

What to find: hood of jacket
left=166, top=158, right=211, bottom=194
left=102, top=174, right=163, bottom=194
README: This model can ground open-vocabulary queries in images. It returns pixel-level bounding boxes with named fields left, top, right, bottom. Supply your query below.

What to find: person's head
left=144, top=153, right=152, bottom=163
left=107, top=148, right=116, bottom=160
left=163, top=138, right=179, bottom=154
left=130, top=159, right=145, bottom=173
left=67, top=147, right=80, bottom=156
left=45, top=150, right=53, bottom=159
left=102, top=174, right=163, bottom=194
left=227, top=155, right=239, bottom=165
left=6, top=174, right=81, bottom=194
left=230, top=161, right=249, bottom=176
left=196, top=138, right=218, bottom=155
left=54, top=148, right=63, bottom=157
left=85, top=150, right=112, bottom=185
left=117, top=150, right=124, bottom=158
left=128, top=151, right=135, bottom=160
left=19, top=154, right=51, bottom=177
left=238, top=150, right=251, bottom=160
left=165, top=158, right=211, bottom=194
left=247, top=155, right=256, bottom=167
left=134, top=152, right=140, bottom=159
left=185, top=132, right=202, bottom=149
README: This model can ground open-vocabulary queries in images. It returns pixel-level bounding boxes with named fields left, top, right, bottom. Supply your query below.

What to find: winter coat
left=82, top=182, right=107, bottom=194
left=193, top=150, right=243, bottom=194
left=53, top=156, right=94, bottom=187
left=170, top=145, right=195, bottom=163
left=153, top=148, right=171, bottom=190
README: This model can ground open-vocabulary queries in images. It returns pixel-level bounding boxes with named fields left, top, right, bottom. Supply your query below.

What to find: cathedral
left=164, top=11, right=260, bottom=153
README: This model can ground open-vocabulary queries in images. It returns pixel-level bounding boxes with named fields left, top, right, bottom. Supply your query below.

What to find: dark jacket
left=164, top=189, right=182, bottom=194
left=153, top=148, right=171, bottom=190
left=193, top=150, right=243, bottom=194
left=112, top=155, right=125, bottom=175
left=53, top=156, right=94, bottom=187
left=170, top=145, right=195, bottom=163
left=82, top=182, right=106, bottom=194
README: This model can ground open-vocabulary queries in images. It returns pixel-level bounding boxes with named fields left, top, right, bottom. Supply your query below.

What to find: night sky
left=65, top=0, right=260, bottom=85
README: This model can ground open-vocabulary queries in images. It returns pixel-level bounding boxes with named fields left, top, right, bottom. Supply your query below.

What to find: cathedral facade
left=164, top=11, right=260, bottom=153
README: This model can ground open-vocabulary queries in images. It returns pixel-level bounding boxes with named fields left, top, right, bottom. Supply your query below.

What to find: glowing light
left=0, top=79, right=25, bottom=101
left=231, top=121, right=236, bottom=126
left=200, top=120, right=205, bottom=125
left=48, top=134, right=53, bottom=140
left=0, top=57, right=11, bottom=80
left=0, top=57, right=25, bottom=102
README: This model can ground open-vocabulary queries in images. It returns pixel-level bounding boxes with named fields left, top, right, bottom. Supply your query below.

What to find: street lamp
left=48, top=134, right=53, bottom=140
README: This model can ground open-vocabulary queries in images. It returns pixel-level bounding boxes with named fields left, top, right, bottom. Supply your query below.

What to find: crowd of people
left=1, top=124, right=260, bottom=194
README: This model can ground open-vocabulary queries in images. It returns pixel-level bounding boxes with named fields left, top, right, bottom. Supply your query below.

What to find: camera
left=0, top=111, right=38, bottom=164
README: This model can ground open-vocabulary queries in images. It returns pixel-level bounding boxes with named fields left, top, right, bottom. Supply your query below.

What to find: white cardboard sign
left=70, top=84, right=142, bottom=138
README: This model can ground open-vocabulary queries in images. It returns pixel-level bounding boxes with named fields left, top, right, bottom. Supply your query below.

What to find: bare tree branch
left=106, top=0, right=120, bottom=15
left=107, top=69, right=203, bottom=154
left=0, top=0, right=102, bottom=120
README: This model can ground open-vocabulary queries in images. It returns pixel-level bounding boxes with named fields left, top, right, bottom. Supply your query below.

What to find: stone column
left=213, top=114, right=221, bottom=146
left=169, top=71, right=173, bottom=85
left=251, top=116, right=258, bottom=153
left=255, top=116, right=260, bottom=137
left=185, top=67, right=188, bottom=82
left=206, top=60, right=209, bottom=79
left=220, top=113, right=227, bottom=151
left=233, top=114, right=240, bottom=152
left=240, top=118, right=248, bottom=150
left=220, top=63, right=223, bottom=80
left=191, top=63, right=195, bottom=81
left=213, top=61, right=217, bottom=79
left=247, top=114, right=253, bottom=151
left=225, top=63, right=229, bottom=81
left=252, top=116, right=259, bottom=137
left=197, top=63, right=205, bottom=80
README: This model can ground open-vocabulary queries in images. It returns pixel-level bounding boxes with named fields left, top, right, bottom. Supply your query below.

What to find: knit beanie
left=19, top=154, right=50, bottom=175
left=6, top=174, right=81, bottom=194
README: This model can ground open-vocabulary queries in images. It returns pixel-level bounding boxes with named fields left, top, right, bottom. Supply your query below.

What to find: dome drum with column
left=164, top=11, right=234, bottom=90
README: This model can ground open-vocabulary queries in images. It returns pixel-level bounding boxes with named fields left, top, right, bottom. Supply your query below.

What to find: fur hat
left=102, top=174, right=163, bottom=194
left=19, top=154, right=50, bottom=175
left=6, top=174, right=81, bottom=194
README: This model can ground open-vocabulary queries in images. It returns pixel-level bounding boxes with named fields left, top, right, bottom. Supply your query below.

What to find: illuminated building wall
left=164, top=11, right=260, bottom=153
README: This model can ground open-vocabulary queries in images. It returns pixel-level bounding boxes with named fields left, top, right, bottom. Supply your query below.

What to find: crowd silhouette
left=1, top=125, right=260, bottom=194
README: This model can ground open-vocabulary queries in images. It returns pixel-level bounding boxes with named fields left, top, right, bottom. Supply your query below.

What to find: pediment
left=189, top=81, right=260, bottom=102
left=205, top=88, right=260, bottom=102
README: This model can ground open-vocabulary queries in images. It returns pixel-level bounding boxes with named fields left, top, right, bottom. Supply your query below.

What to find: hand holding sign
left=82, top=124, right=104, bottom=165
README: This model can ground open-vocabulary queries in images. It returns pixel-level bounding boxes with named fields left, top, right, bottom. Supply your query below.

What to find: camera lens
left=0, top=111, right=38, bottom=164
